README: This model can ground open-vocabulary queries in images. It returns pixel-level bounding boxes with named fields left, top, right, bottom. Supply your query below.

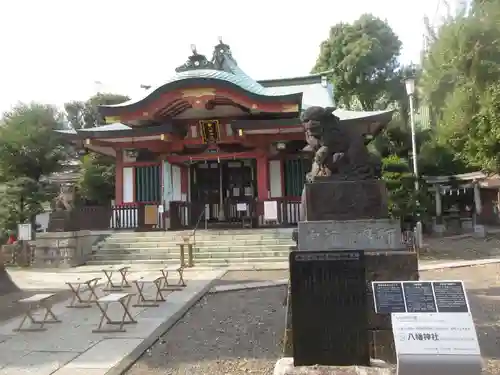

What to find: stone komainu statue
left=53, top=185, right=74, bottom=211
left=301, top=106, right=382, bottom=182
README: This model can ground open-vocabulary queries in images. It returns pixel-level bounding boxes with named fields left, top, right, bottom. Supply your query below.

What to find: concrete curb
left=210, top=278, right=288, bottom=293
left=105, top=269, right=227, bottom=375
left=420, top=257, right=500, bottom=271
left=208, top=259, right=500, bottom=294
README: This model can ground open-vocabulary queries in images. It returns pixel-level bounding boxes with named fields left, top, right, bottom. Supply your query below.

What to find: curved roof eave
left=98, top=70, right=303, bottom=117
left=334, top=109, right=395, bottom=123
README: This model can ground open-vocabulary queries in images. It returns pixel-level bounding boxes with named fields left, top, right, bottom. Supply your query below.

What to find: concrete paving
left=0, top=268, right=225, bottom=375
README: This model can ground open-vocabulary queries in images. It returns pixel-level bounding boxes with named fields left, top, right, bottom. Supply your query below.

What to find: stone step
left=194, top=250, right=289, bottom=259
left=93, top=249, right=180, bottom=257
left=86, top=256, right=286, bottom=266
left=107, top=228, right=294, bottom=236
left=91, top=254, right=179, bottom=261
left=86, top=259, right=181, bottom=266
left=93, top=249, right=287, bottom=257
left=105, top=234, right=293, bottom=243
left=96, top=244, right=292, bottom=253
left=101, top=239, right=293, bottom=247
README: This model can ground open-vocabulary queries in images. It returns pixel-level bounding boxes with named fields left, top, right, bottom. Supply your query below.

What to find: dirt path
left=127, top=265, right=500, bottom=375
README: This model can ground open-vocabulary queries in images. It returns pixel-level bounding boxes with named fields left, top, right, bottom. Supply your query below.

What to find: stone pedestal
left=298, top=219, right=402, bottom=250
left=273, top=357, right=394, bottom=375
left=47, top=211, right=78, bottom=232
left=303, top=180, right=388, bottom=221
left=32, top=231, right=101, bottom=268
left=284, top=179, right=419, bottom=366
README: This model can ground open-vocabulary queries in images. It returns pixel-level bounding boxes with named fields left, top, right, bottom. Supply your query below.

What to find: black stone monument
left=290, top=250, right=369, bottom=366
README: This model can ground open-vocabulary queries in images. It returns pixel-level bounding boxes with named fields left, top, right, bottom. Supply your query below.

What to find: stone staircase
left=87, top=228, right=295, bottom=266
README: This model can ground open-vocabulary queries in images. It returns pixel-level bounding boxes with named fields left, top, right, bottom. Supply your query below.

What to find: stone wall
left=32, top=230, right=100, bottom=268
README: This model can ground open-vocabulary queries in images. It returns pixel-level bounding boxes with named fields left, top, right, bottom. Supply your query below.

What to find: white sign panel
left=236, top=203, right=247, bottom=212
left=158, top=205, right=164, bottom=213
left=264, top=200, right=278, bottom=221
left=17, top=223, right=32, bottom=241
left=392, top=312, right=481, bottom=356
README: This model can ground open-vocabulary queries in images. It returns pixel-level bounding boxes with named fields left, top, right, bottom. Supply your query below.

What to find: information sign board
left=372, top=280, right=469, bottom=314
left=392, top=312, right=480, bottom=356
left=17, top=223, right=32, bottom=241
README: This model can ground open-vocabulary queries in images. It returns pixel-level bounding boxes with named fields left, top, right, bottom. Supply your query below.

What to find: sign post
left=17, top=223, right=32, bottom=241
left=372, top=280, right=482, bottom=375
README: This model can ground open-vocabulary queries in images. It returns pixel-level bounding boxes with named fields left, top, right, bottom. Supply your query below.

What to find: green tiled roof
left=105, top=69, right=282, bottom=109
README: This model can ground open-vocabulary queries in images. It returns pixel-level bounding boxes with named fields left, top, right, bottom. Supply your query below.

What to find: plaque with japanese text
left=403, top=281, right=437, bottom=313
left=290, top=250, right=369, bottom=366
left=372, top=280, right=470, bottom=314
left=433, top=281, right=469, bottom=313
left=373, top=282, right=406, bottom=314
left=199, top=120, right=220, bottom=144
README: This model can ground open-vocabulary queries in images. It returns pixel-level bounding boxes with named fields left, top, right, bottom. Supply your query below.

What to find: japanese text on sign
left=392, top=312, right=480, bottom=356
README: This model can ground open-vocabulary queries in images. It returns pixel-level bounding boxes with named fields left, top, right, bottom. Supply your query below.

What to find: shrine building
left=58, top=40, right=394, bottom=231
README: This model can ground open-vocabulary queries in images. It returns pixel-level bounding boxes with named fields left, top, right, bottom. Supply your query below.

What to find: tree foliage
left=463, top=83, right=500, bottom=172
left=0, top=103, right=66, bottom=240
left=65, top=92, right=129, bottom=130
left=0, top=103, right=67, bottom=182
left=65, top=93, right=129, bottom=204
left=312, top=14, right=402, bottom=110
left=78, top=153, right=116, bottom=205
left=381, top=155, right=421, bottom=225
left=420, top=0, right=500, bottom=173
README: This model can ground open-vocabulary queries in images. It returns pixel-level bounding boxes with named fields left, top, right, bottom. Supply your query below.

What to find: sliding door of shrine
left=135, top=165, right=161, bottom=203
left=284, top=158, right=311, bottom=197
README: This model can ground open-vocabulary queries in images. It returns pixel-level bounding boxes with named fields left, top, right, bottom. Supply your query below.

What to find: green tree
left=64, top=93, right=129, bottom=204
left=313, top=14, right=402, bottom=110
left=65, top=92, right=129, bottom=129
left=462, top=83, right=500, bottom=172
left=381, top=155, right=426, bottom=227
left=420, top=0, right=500, bottom=173
left=78, top=153, right=116, bottom=205
left=0, top=103, right=66, bottom=239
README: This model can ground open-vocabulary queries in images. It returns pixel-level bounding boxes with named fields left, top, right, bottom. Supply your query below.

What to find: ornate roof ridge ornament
left=212, top=37, right=234, bottom=70
left=175, top=44, right=215, bottom=73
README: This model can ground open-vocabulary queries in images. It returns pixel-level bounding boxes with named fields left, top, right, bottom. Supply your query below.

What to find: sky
left=0, top=0, right=451, bottom=113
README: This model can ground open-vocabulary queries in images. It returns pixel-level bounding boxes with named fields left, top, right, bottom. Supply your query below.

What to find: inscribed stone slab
left=298, top=219, right=402, bottom=251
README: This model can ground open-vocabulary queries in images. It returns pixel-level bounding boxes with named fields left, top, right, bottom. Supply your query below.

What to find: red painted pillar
left=115, top=149, right=123, bottom=205
left=256, top=155, right=269, bottom=201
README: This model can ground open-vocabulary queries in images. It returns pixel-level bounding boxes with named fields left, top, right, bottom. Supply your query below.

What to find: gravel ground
left=127, top=265, right=500, bottom=375
left=422, top=234, right=500, bottom=261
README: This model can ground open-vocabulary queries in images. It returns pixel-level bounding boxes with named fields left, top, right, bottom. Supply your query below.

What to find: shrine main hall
left=59, top=40, right=393, bottom=230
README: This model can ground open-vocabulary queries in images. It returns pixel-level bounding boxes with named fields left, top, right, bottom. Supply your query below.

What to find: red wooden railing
left=50, top=202, right=165, bottom=232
